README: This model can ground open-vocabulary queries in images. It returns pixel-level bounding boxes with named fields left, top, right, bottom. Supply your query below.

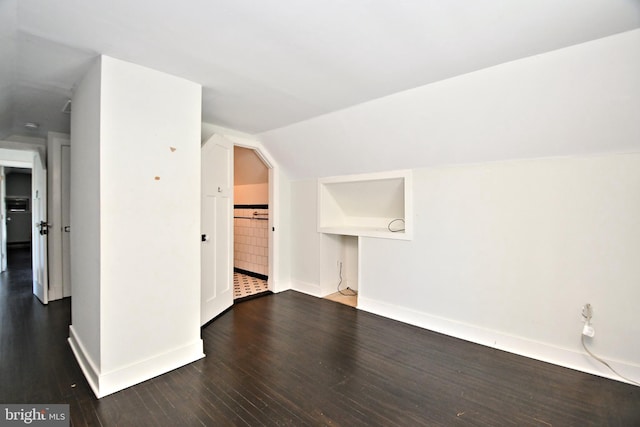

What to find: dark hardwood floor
left=1, top=247, right=638, bottom=426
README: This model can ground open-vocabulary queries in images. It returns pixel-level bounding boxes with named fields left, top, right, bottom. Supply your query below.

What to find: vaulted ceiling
left=1, top=0, right=638, bottom=140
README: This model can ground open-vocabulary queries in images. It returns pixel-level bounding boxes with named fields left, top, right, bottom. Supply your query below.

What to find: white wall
left=260, top=29, right=640, bottom=180
left=343, top=235, right=358, bottom=291
left=289, top=153, right=640, bottom=382
left=319, top=233, right=358, bottom=296
left=69, top=55, right=204, bottom=397
left=69, top=57, right=102, bottom=378
left=289, top=180, right=321, bottom=295
left=267, top=30, right=640, bottom=384
left=0, top=0, right=16, bottom=139
left=0, top=147, right=35, bottom=163
left=275, top=168, right=292, bottom=293
left=360, top=153, right=640, bottom=381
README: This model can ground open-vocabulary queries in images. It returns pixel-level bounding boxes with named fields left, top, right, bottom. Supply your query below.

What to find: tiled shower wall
left=234, top=207, right=269, bottom=277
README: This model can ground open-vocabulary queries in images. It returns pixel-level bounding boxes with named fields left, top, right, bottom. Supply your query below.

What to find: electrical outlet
left=581, top=303, right=595, bottom=337
left=582, top=323, right=595, bottom=337
left=581, top=303, right=592, bottom=322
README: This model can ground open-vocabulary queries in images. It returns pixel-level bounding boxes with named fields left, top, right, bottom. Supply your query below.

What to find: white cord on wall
left=581, top=335, right=640, bottom=386
left=581, top=303, right=640, bottom=386
left=387, top=218, right=405, bottom=232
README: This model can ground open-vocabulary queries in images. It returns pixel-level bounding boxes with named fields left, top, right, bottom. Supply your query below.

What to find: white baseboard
left=69, top=325, right=205, bottom=398
left=68, top=325, right=101, bottom=397
left=358, top=296, right=640, bottom=387
left=271, top=280, right=292, bottom=294
left=291, top=280, right=323, bottom=297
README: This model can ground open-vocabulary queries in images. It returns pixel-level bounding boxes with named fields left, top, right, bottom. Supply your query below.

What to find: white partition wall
left=69, top=55, right=204, bottom=398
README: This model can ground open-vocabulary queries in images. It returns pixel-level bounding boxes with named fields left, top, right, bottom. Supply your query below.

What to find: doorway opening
left=0, top=147, right=48, bottom=304
left=3, top=167, right=33, bottom=276
left=232, top=146, right=271, bottom=302
left=201, top=133, right=279, bottom=325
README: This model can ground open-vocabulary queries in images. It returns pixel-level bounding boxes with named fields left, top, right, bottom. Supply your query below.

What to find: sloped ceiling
left=0, top=0, right=638, bottom=140
left=234, top=146, right=268, bottom=185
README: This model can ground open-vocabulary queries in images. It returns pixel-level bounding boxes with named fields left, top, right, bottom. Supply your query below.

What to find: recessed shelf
left=318, top=170, right=412, bottom=240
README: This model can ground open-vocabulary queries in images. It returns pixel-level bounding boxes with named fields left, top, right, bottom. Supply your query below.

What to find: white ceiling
left=1, top=0, right=639, bottom=140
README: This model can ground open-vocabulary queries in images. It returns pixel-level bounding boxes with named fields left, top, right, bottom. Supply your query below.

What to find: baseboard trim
left=291, top=280, right=323, bottom=297
left=358, top=296, right=640, bottom=387
left=69, top=325, right=205, bottom=398
left=271, top=280, right=292, bottom=294
left=68, top=325, right=101, bottom=397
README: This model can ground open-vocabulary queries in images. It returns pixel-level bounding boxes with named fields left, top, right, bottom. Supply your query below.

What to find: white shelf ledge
left=318, top=170, right=412, bottom=240
left=319, top=226, right=410, bottom=240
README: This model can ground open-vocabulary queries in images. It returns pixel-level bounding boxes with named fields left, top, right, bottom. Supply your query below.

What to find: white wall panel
left=359, top=153, right=640, bottom=382
left=261, top=30, right=640, bottom=180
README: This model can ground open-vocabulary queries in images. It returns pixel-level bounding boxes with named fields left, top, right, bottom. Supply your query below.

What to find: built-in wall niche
left=320, top=233, right=359, bottom=304
left=318, top=169, right=412, bottom=240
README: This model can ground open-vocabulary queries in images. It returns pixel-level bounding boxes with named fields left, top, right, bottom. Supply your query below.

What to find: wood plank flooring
left=1, top=247, right=639, bottom=425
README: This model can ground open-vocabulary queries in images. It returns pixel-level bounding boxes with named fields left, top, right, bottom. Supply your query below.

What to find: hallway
left=0, top=248, right=79, bottom=404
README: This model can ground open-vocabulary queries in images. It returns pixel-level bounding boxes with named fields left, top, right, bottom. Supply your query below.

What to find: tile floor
left=233, top=271, right=269, bottom=299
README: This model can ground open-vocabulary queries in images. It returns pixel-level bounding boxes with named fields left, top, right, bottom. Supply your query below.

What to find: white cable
left=581, top=334, right=640, bottom=386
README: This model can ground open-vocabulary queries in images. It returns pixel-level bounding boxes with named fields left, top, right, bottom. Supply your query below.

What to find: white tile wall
left=234, top=208, right=269, bottom=276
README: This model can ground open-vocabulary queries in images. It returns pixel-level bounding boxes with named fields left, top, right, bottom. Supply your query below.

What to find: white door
left=32, top=152, right=48, bottom=304
left=61, top=145, right=71, bottom=297
left=201, top=134, right=233, bottom=325
left=46, top=133, right=71, bottom=301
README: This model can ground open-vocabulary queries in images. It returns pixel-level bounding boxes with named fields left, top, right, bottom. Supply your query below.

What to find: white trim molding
left=69, top=326, right=204, bottom=398
left=358, top=296, right=640, bottom=387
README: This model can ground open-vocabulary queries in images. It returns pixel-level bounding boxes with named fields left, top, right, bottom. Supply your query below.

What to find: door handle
left=64, top=226, right=71, bottom=232
left=38, top=221, right=51, bottom=235
left=201, top=234, right=209, bottom=242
